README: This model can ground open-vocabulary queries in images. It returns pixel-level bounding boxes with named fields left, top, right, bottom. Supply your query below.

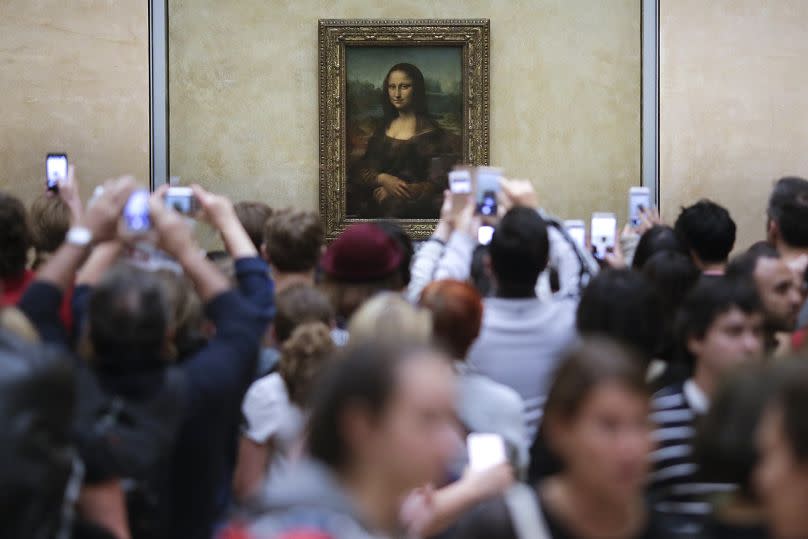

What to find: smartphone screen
left=467, top=433, right=507, bottom=472
left=564, top=220, right=586, bottom=250
left=123, top=190, right=151, bottom=233
left=46, top=154, right=68, bottom=191
left=449, top=170, right=472, bottom=194
left=478, top=225, right=494, bottom=245
left=476, top=167, right=502, bottom=217
left=629, top=187, right=651, bottom=227
left=591, top=213, right=617, bottom=259
left=164, top=186, right=197, bottom=215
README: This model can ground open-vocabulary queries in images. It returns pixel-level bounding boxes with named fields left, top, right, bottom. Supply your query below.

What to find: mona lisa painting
left=319, top=19, right=490, bottom=240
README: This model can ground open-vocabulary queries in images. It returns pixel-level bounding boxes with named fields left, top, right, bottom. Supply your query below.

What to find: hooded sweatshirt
left=229, top=458, right=390, bottom=539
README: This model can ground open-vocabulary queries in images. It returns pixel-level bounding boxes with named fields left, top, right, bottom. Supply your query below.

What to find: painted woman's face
left=387, top=70, right=414, bottom=111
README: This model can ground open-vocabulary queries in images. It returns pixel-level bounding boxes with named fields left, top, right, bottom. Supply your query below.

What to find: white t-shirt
left=242, top=373, right=304, bottom=463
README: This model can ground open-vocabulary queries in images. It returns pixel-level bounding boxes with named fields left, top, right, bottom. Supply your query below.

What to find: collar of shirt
left=684, top=378, right=710, bottom=415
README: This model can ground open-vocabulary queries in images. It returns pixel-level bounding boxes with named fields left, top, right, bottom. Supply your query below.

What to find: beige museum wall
left=0, top=1, right=150, bottom=205
left=660, top=0, right=808, bottom=251
left=169, top=0, right=641, bottom=233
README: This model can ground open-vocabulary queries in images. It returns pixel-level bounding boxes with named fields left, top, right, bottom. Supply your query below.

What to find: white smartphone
left=591, top=212, right=617, bottom=260
left=563, top=220, right=586, bottom=250
left=478, top=225, right=495, bottom=245
left=628, top=187, right=651, bottom=227
left=46, top=153, right=68, bottom=191
left=164, top=186, right=198, bottom=215
left=467, top=432, right=507, bottom=472
left=448, top=169, right=472, bottom=194
left=475, top=166, right=502, bottom=217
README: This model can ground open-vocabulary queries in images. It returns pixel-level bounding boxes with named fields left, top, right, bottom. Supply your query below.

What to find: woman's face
left=387, top=70, right=414, bottom=112
left=551, top=383, right=651, bottom=500
left=756, top=405, right=808, bottom=539
left=365, top=353, right=459, bottom=492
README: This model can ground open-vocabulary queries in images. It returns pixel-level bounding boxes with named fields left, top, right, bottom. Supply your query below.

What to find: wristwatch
left=66, top=226, right=93, bottom=247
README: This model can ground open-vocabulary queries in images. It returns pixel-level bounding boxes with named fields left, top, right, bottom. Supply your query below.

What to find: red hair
left=419, top=280, right=483, bottom=359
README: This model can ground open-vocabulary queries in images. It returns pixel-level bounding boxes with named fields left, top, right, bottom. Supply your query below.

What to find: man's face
left=689, top=307, right=764, bottom=378
left=754, top=257, right=803, bottom=332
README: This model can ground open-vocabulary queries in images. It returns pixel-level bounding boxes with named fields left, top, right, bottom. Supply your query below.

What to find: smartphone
left=467, top=433, right=507, bottom=472
left=46, top=153, right=68, bottom=191
left=123, top=190, right=151, bottom=233
left=449, top=169, right=472, bottom=194
left=478, top=225, right=495, bottom=246
left=591, top=212, right=617, bottom=260
left=475, top=166, right=502, bottom=217
left=564, top=220, right=586, bottom=250
left=164, top=186, right=198, bottom=215
left=628, top=186, right=651, bottom=227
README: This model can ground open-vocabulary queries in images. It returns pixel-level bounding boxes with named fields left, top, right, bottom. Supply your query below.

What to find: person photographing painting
left=351, top=62, right=459, bottom=219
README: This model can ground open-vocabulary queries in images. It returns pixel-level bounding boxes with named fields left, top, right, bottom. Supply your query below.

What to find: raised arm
left=19, top=176, right=136, bottom=344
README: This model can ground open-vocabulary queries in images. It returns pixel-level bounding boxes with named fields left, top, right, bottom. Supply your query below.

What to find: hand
left=57, top=165, right=84, bottom=223
left=378, top=173, right=411, bottom=200
left=373, top=187, right=389, bottom=204
left=79, top=176, right=137, bottom=244
left=148, top=186, right=199, bottom=261
left=604, top=234, right=627, bottom=269
left=191, top=184, right=236, bottom=229
left=635, top=206, right=661, bottom=235
left=400, top=485, right=436, bottom=537
left=500, top=178, right=539, bottom=211
left=454, top=196, right=480, bottom=239
left=461, top=463, right=515, bottom=500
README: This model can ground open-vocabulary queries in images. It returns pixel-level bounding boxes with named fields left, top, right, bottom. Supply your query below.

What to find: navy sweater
left=19, top=256, right=274, bottom=539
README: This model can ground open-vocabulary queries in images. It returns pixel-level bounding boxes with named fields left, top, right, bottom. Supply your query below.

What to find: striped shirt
left=648, top=380, right=735, bottom=532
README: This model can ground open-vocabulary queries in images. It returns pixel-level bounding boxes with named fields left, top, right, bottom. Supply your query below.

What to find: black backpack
left=74, top=364, right=188, bottom=539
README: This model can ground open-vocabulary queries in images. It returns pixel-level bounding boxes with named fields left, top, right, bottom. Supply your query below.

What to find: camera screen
left=165, top=194, right=193, bottom=214
left=449, top=170, right=472, bottom=194
left=630, top=191, right=651, bottom=226
left=46, top=155, right=67, bottom=188
left=478, top=225, right=494, bottom=245
left=124, top=190, right=151, bottom=232
left=567, top=226, right=586, bottom=250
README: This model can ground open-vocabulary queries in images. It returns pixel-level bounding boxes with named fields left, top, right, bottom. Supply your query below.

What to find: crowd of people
left=3, top=166, right=808, bottom=539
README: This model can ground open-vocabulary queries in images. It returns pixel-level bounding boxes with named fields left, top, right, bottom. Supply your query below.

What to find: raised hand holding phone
left=46, top=153, right=68, bottom=192
left=590, top=212, right=617, bottom=262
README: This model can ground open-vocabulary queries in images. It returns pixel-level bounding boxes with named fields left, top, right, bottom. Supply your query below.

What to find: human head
left=233, top=201, right=273, bottom=252
left=29, top=194, right=71, bottom=266
left=263, top=208, right=324, bottom=274
left=273, top=285, right=334, bottom=345
left=320, top=224, right=404, bottom=322
left=767, top=176, right=808, bottom=249
left=543, top=338, right=651, bottom=501
left=0, top=192, right=30, bottom=280
left=631, top=225, right=685, bottom=270
left=674, top=199, right=737, bottom=268
left=727, top=243, right=802, bottom=333
left=419, top=279, right=483, bottom=360
left=675, top=277, right=764, bottom=385
left=306, top=343, right=458, bottom=502
left=576, top=269, right=663, bottom=362
left=756, top=360, right=808, bottom=539
left=0, top=330, right=75, bottom=538
left=382, top=63, right=427, bottom=121
left=348, top=292, right=432, bottom=347
left=88, top=264, right=170, bottom=364
left=154, top=270, right=205, bottom=359
left=374, top=221, right=414, bottom=287
left=278, top=322, right=336, bottom=409
left=489, top=207, right=549, bottom=297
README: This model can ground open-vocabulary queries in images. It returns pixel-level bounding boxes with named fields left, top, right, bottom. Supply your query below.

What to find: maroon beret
left=321, top=224, right=403, bottom=282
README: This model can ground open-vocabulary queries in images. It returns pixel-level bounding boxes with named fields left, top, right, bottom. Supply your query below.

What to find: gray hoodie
left=239, top=458, right=391, bottom=539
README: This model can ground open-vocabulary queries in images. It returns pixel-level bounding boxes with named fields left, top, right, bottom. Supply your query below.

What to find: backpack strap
left=503, top=483, right=552, bottom=539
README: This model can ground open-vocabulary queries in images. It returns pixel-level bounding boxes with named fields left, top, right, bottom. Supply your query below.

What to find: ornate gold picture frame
left=318, top=19, right=490, bottom=240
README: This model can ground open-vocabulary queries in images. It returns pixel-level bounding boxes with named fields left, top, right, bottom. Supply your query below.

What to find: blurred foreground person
left=756, top=360, right=808, bottom=539
left=225, top=343, right=459, bottom=539
left=453, top=339, right=664, bottom=539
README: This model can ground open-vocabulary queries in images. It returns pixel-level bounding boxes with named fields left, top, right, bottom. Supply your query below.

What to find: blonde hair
left=347, top=292, right=432, bottom=347
left=279, top=321, right=336, bottom=408
left=0, top=307, right=39, bottom=343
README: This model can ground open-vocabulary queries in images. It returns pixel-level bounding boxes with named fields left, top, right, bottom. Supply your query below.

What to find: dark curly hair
left=0, top=193, right=31, bottom=279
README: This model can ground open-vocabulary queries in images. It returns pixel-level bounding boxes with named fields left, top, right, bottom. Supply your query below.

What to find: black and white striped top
left=648, top=380, right=735, bottom=525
